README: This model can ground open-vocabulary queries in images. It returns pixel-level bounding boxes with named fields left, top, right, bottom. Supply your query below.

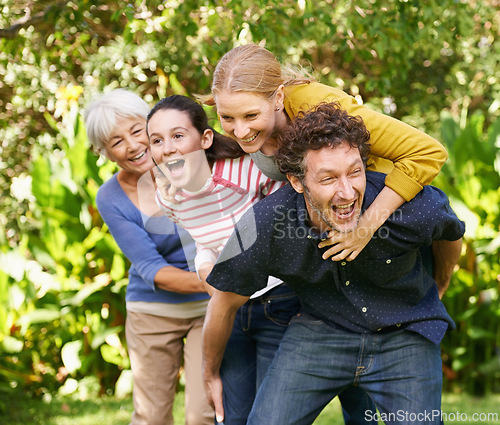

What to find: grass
left=1, top=391, right=499, bottom=425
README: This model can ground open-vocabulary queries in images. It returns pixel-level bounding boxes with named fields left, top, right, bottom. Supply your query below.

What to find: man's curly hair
left=275, top=102, right=371, bottom=182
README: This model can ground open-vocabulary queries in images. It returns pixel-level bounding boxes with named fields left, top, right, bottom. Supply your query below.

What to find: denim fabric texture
left=247, top=313, right=443, bottom=425
left=219, top=284, right=301, bottom=424
left=219, top=286, right=377, bottom=425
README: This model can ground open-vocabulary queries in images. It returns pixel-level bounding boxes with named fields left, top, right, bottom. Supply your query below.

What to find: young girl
left=147, top=94, right=284, bottom=283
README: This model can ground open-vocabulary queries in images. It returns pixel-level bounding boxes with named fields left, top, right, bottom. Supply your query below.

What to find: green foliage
left=0, top=0, right=499, bottom=400
left=436, top=105, right=500, bottom=395
left=0, top=99, right=129, bottom=396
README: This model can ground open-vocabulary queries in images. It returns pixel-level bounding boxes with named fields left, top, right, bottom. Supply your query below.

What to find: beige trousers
left=126, top=310, right=214, bottom=425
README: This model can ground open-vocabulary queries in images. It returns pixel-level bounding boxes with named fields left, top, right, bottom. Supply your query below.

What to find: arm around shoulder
left=342, top=101, right=448, bottom=201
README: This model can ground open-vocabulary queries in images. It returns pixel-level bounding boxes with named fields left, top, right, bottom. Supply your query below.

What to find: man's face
left=289, top=141, right=366, bottom=234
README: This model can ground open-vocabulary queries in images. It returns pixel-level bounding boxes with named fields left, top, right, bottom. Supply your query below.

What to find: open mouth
left=165, top=158, right=185, bottom=176
left=332, top=201, right=356, bottom=219
left=241, top=132, right=260, bottom=143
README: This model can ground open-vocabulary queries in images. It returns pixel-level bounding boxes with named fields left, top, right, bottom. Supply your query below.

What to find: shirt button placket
left=340, top=261, right=350, bottom=287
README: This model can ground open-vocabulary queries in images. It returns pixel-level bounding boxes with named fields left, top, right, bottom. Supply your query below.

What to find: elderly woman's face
left=103, top=116, right=153, bottom=175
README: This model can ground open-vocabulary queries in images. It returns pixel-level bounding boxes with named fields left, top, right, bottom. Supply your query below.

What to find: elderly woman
left=84, top=89, right=213, bottom=425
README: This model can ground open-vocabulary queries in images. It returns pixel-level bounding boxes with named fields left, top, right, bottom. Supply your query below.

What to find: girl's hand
left=198, top=262, right=215, bottom=296
left=150, top=166, right=178, bottom=203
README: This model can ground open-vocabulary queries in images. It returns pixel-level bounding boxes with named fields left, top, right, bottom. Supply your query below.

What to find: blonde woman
left=205, top=43, right=448, bottom=261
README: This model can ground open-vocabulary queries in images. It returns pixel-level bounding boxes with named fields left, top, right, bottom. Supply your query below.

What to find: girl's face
left=148, top=108, right=213, bottom=191
left=215, top=87, right=285, bottom=155
left=103, top=116, right=152, bottom=176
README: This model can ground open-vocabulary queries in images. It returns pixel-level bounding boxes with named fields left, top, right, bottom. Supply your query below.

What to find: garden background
left=0, top=0, right=499, bottom=423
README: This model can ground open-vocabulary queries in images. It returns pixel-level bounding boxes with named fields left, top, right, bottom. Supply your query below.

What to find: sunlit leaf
left=1, top=336, right=24, bottom=353
left=61, top=341, right=83, bottom=374
left=16, top=309, right=61, bottom=326
left=100, top=344, right=127, bottom=367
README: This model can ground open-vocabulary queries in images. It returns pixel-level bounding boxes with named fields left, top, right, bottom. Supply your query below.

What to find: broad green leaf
left=17, top=309, right=61, bottom=326
left=110, top=254, right=126, bottom=282
left=100, top=344, right=125, bottom=367
left=60, top=276, right=110, bottom=307
left=114, top=369, right=133, bottom=399
left=90, top=326, right=123, bottom=350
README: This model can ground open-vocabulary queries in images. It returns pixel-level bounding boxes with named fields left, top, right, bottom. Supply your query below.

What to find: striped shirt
left=156, top=155, right=286, bottom=284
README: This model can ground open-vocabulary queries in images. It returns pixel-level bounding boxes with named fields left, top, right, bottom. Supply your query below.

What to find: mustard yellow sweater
left=284, top=82, right=448, bottom=201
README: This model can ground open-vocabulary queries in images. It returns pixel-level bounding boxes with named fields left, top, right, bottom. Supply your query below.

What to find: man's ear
left=288, top=174, right=304, bottom=194
left=201, top=129, right=214, bottom=150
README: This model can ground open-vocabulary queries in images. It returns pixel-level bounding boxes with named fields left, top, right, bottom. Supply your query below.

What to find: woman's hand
left=319, top=186, right=405, bottom=261
left=198, top=262, right=215, bottom=296
left=318, top=215, right=377, bottom=261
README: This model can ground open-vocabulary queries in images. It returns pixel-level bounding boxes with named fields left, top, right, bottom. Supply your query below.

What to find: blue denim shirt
left=208, top=172, right=465, bottom=344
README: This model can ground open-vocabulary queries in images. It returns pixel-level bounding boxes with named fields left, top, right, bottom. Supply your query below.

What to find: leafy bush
left=437, top=104, right=500, bottom=395
left=0, top=93, right=129, bottom=397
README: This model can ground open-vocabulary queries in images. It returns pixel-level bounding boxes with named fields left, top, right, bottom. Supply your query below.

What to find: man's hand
left=203, top=369, right=225, bottom=423
left=202, top=290, right=249, bottom=424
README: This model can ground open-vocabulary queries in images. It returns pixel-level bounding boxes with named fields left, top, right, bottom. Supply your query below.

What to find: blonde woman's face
left=215, top=89, right=283, bottom=155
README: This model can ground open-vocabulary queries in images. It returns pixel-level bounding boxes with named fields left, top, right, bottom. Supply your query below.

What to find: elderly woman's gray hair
left=84, top=89, right=149, bottom=153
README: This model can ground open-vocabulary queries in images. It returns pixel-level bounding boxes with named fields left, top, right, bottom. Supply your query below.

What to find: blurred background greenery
left=0, top=0, right=498, bottom=417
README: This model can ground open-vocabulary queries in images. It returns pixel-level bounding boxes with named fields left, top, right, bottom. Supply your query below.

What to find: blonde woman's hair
left=203, top=44, right=314, bottom=106
left=84, top=89, right=150, bottom=153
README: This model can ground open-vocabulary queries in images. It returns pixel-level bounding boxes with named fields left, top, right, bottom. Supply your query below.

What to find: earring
left=275, top=106, right=281, bottom=111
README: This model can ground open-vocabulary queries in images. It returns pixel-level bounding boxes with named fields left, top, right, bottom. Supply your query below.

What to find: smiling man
left=202, top=102, right=465, bottom=424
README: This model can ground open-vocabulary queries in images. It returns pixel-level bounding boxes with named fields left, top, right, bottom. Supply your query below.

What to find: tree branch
left=0, top=2, right=68, bottom=39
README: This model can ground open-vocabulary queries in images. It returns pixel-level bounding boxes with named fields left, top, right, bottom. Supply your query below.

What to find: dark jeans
left=248, top=312, right=443, bottom=425
left=219, top=285, right=377, bottom=425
